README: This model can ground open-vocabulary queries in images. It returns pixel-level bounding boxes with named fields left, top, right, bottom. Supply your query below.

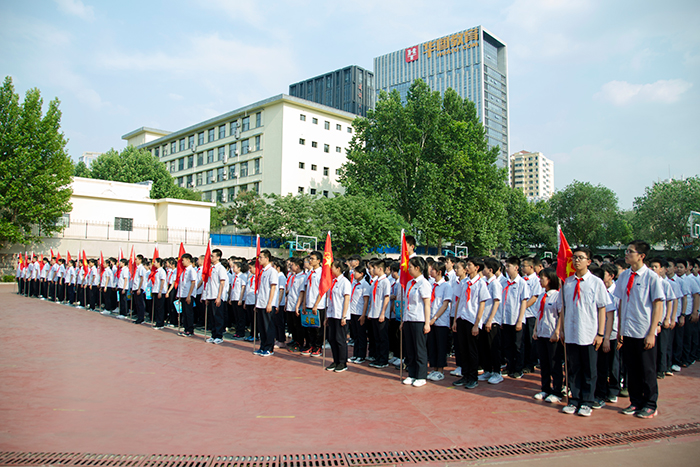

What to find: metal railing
left=39, top=220, right=210, bottom=245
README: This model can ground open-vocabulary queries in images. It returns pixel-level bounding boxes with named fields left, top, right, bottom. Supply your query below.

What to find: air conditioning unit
left=188, top=181, right=194, bottom=188
left=222, top=173, right=228, bottom=181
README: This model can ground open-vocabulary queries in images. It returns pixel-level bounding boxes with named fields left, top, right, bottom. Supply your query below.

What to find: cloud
left=596, top=79, right=693, bottom=106
left=53, top=0, right=95, bottom=21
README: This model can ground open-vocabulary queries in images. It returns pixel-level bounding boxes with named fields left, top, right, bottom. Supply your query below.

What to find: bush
left=2, top=274, right=16, bottom=282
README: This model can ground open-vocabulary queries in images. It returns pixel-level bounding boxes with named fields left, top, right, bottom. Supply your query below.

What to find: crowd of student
left=14, top=238, right=700, bottom=420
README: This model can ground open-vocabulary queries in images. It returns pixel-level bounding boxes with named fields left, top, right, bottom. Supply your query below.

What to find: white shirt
left=244, top=272, right=256, bottom=305
left=661, top=277, right=677, bottom=322
left=277, top=271, right=287, bottom=307
left=327, top=275, right=352, bottom=319
left=523, top=272, right=544, bottom=319
left=484, top=275, right=504, bottom=325
left=535, top=289, right=561, bottom=339
left=403, top=275, right=432, bottom=322
left=501, top=275, right=531, bottom=326
left=100, top=267, right=113, bottom=288
left=606, top=282, right=620, bottom=341
left=430, top=279, right=452, bottom=327
left=681, top=273, right=700, bottom=315
left=203, top=262, right=227, bottom=301
left=667, top=275, right=684, bottom=320
left=560, top=271, right=610, bottom=345
left=614, top=265, right=666, bottom=339
left=349, top=279, right=370, bottom=316
left=90, top=266, right=100, bottom=286
left=285, top=272, right=306, bottom=312
left=178, top=265, right=197, bottom=298
left=255, top=264, right=278, bottom=308
left=367, top=275, right=391, bottom=319
left=196, top=266, right=204, bottom=296
left=117, top=266, right=130, bottom=289
left=304, top=267, right=326, bottom=309
left=230, top=272, right=243, bottom=302
left=154, top=267, right=167, bottom=294
left=455, top=275, right=490, bottom=327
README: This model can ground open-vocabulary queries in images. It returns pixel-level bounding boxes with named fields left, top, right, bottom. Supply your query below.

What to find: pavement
left=0, top=283, right=698, bottom=465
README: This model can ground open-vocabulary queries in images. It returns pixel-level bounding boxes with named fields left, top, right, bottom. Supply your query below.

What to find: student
left=532, top=268, right=563, bottom=403
left=364, top=259, right=391, bottom=368
left=402, top=257, right=432, bottom=387
left=593, top=262, right=621, bottom=405
left=349, top=263, right=370, bottom=363
left=274, top=259, right=287, bottom=348
left=559, top=248, right=609, bottom=417
left=87, top=259, right=99, bottom=310
left=151, top=258, right=167, bottom=329
left=254, top=249, right=278, bottom=356
left=132, top=255, right=147, bottom=324
left=648, top=257, right=677, bottom=379
left=501, top=257, right=531, bottom=379
left=521, top=257, right=543, bottom=373
left=427, top=261, right=452, bottom=381
left=117, top=258, right=130, bottom=319
left=56, top=258, right=67, bottom=302
left=47, top=257, right=58, bottom=301
left=202, top=249, right=227, bottom=345
left=388, top=261, right=403, bottom=367
left=405, top=236, right=417, bottom=258
left=285, top=258, right=306, bottom=351
left=666, top=259, right=684, bottom=373
left=325, top=259, right=352, bottom=372
left=229, top=261, right=246, bottom=339
left=614, top=241, right=666, bottom=419
left=302, top=251, right=326, bottom=357
left=76, top=261, right=85, bottom=307
left=66, top=260, right=77, bottom=305
left=241, top=261, right=257, bottom=342
left=194, top=255, right=205, bottom=328
left=681, top=259, right=700, bottom=366
left=672, top=258, right=690, bottom=370
left=479, top=257, right=504, bottom=385
left=177, top=253, right=197, bottom=337
left=452, top=258, right=490, bottom=389
left=100, top=258, right=114, bottom=315
left=40, top=257, right=49, bottom=299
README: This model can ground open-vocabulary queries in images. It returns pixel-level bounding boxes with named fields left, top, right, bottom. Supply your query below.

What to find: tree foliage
left=85, top=146, right=199, bottom=201
left=0, top=76, right=73, bottom=247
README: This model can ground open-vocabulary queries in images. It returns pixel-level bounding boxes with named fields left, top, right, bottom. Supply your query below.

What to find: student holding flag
left=402, top=256, right=432, bottom=387
left=325, top=258, right=352, bottom=372
left=202, top=245, right=228, bottom=345
left=254, top=249, right=278, bottom=356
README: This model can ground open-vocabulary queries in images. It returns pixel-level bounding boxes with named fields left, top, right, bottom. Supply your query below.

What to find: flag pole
left=252, top=306, right=257, bottom=352
left=204, top=300, right=209, bottom=341
left=557, top=224, right=570, bottom=405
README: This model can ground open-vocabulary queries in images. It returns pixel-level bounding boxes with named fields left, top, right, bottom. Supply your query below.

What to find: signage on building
left=404, top=28, right=480, bottom=63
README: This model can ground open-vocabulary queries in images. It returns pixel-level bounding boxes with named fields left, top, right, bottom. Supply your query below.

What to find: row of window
left=297, top=187, right=330, bottom=197
left=298, top=138, right=343, bottom=153
left=202, top=183, right=261, bottom=203
left=299, top=113, right=353, bottom=133
left=175, top=159, right=262, bottom=188
left=168, top=137, right=262, bottom=173
left=297, top=163, right=340, bottom=177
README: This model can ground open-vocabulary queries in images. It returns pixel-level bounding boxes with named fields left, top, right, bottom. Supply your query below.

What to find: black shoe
left=511, top=371, right=523, bottom=379
left=134, top=320, right=144, bottom=324
left=325, top=363, right=337, bottom=372
left=334, top=365, right=347, bottom=373
left=453, top=377, right=468, bottom=386
left=592, top=399, right=606, bottom=409
left=464, top=380, right=479, bottom=389
left=523, top=367, right=534, bottom=374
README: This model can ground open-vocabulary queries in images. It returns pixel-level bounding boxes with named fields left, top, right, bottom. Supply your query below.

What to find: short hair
left=389, top=261, right=400, bottom=273
left=505, top=256, right=520, bottom=268
left=572, top=247, right=592, bottom=261
left=539, top=267, right=560, bottom=290
left=589, top=265, right=604, bottom=281
left=370, top=258, right=386, bottom=270
left=483, top=257, right=501, bottom=273
left=259, top=249, right=272, bottom=260
left=445, top=256, right=456, bottom=264
left=354, top=263, right=367, bottom=278
left=628, top=240, right=651, bottom=257
left=432, top=260, right=447, bottom=278
left=120, top=258, right=128, bottom=266
left=220, top=258, right=229, bottom=269
left=592, top=254, right=604, bottom=263
left=348, top=254, right=361, bottom=262
left=331, top=259, right=348, bottom=274
left=405, top=235, right=416, bottom=247
left=648, top=256, right=668, bottom=268
left=136, top=254, right=144, bottom=261
left=408, top=256, right=426, bottom=272
left=181, top=253, right=193, bottom=262
left=153, top=257, right=162, bottom=265
left=310, top=251, right=323, bottom=262
left=212, top=248, right=222, bottom=259
left=467, top=257, right=485, bottom=272
left=614, top=258, right=628, bottom=270
left=521, top=257, right=534, bottom=267
left=531, top=257, right=542, bottom=268
left=290, top=257, right=304, bottom=269
left=675, top=258, right=688, bottom=267
left=239, top=262, right=250, bottom=273
left=601, top=262, right=618, bottom=280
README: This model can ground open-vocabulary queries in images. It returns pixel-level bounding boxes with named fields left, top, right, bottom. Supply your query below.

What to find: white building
left=78, top=151, right=103, bottom=167
left=123, top=94, right=358, bottom=203
left=510, top=150, right=554, bottom=201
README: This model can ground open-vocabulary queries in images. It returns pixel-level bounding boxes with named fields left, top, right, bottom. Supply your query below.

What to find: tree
left=340, top=80, right=508, bottom=254
left=549, top=180, right=629, bottom=251
left=0, top=76, right=73, bottom=247
left=73, top=160, right=91, bottom=178
left=632, top=177, right=700, bottom=250
left=256, top=193, right=316, bottom=241
left=501, top=190, right=557, bottom=255
left=88, top=146, right=199, bottom=201
left=216, top=190, right=267, bottom=234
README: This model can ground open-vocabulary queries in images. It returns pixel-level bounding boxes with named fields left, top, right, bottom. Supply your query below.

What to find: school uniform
left=117, top=266, right=130, bottom=317
left=132, top=264, right=148, bottom=323
left=596, top=282, right=621, bottom=401
left=479, top=275, right=504, bottom=377
left=388, top=277, right=402, bottom=361
left=152, top=267, right=167, bottom=327
left=656, top=278, right=677, bottom=375
left=40, top=262, right=49, bottom=298
left=30, top=261, right=40, bottom=297
left=523, top=272, right=543, bottom=371
left=327, top=275, right=352, bottom=368
left=304, top=267, right=327, bottom=352
left=66, top=266, right=76, bottom=304
left=203, top=262, right=228, bottom=340
left=682, top=273, right=700, bottom=364
left=194, top=266, right=205, bottom=327
left=349, top=278, right=370, bottom=359
left=255, top=264, right=278, bottom=352
left=367, top=274, right=391, bottom=366
left=403, top=275, right=432, bottom=381
left=454, top=275, right=491, bottom=384
left=243, top=273, right=256, bottom=340
left=100, top=266, right=114, bottom=311
left=666, top=275, right=683, bottom=370
left=230, top=272, right=245, bottom=337
left=535, top=290, right=563, bottom=396
left=285, top=272, right=306, bottom=346
left=57, top=264, right=67, bottom=302
left=614, top=265, right=665, bottom=412
left=47, top=263, right=58, bottom=301
left=428, top=279, right=452, bottom=369
left=501, top=275, right=531, bottom=375
left=178, top=265, right=197, bottom=334
left=165, top=268, right=177, bottom=325
left=274, top=271, right=287, bottom=343
left=87, top=266, right=100, bottom=310
left=77, top=267, right=86, bottom=306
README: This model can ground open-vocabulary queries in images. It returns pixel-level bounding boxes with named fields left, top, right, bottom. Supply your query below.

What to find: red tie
left=574, top=277, right=583, bottom=302
left=523, top=276, right=529, bottom=281
left=286, top=274, right=293, bottom=291
left=466, top=277, right=480, bottom=302
left=539, top=295, right=546, bottom=320
left=406, top=280, right=416, bottom=311
left=351, top=282, right=360, bottom=299
left=232, top=275, right=237, bottom=290
left=504, top=280, right=515, bottom=303
left=431, top=283, right=438, bottom=303
left=373, top=277, right=383, bottom=302
left=626, top=271, right=637, bottom=300
left=329, top=278, right=337, bottom=304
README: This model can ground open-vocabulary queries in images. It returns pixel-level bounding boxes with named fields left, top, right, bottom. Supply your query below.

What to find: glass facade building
left=289, top=65, right=375, bottom=117
left=373, top=26, right=509, bottom=171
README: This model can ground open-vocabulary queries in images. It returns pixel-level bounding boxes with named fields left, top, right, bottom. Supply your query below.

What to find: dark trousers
left=657, top=327, right=672, bottom=373
left=427, top=325, right=448, bottom=368
left=166, top=292, right=177, bottom=325
left=134, top=291, right=146, bottom=322
left=274, top=307, right=286, bottom=343
left=304, top=309, right=326, bottom=349
left=209, top=300, right=226, bottom=339
left=32, top=279, right=40, bottom=297
left=77, top=285, right=85, bottom=305
left=286, top=310, right=302, bottom=344
left=566, top=343, right=597, bottom=407
left=327, top=318, right=348, bottom=366
left=389, top=318, right=401, bottom=357
left=181, top=297, right=194, bottom=333
left=502, top=324, right=524, bottom=374
left=246, top=304, right=256, bottom=337
left=623, top=336, right=658, bottom=410
left=456, top=318, right=480, bottom=382
left=88, top=286, right=98, bottom=310
left=537, top=338, right=563, bottom=395
left=119, top=289, right=129, bottom=316
left=40, top=280, right=47, bottom=298
left=256, top=307, right=276, bottom=352
left=683, top=319, right=699, bottom=363
left=350, top=314, right=368, bottom=358
left=193, top=295, right=204, bottom=326
left=404, top=321, right=428, bottom=380
left=451, top=317, right=462, bottom=368
left=479, top=324, right=501, bottom=374
left=673, top=321, right=685, bottom=366
left=370, top=318, right=389, bottom=365
left=154, top=294, right=166, bottom=327
left=524, top=317, right=538, bottom=370
left=233, top=302, right=246, bottom=337
left=596, top=340, right=620, bottom=399
left=367, top=316, right=376, bottom=358
left=67, top=284, right=75, bottom=304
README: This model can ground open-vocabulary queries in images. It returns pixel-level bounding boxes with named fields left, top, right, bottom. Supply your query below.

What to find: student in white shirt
left=614, top=241, right=666, bottom=419
left=284, top=258, right=306, bottom=351
left=152, top=258, right=168, bottom=329
left=194, top=255, right=205, bottom=328
left=274, top=259, right=287, bottom=348
left=132, top=255, right=147, bottom=324
left=325, top=259, right=352, bottom=372
left=364, top=258, right=391, bottom=368
left=241, top=261, right=257, bottom=342
left=40, top=257, right=50, bottom=298
left=177, top=254, right=198, bottom=337
left=302, top=251, right=326, bottom=357
left=427, top=261, right=452, bottom=382
left=100, top=259, right=114, bottom=314
left=532, top=268, right=563, bottom=403
left=116, top=258, right=130, bottom=319
left=648, top=257, right=677, bottom=379
left=593, top=262, right=621, bottom=405
left=521, top=257, right=544, bottom=373
left=501, top=257, right=532, bottom=379
left=66, top=260, right=76, bottom=304
left=402, top=256, right=432, bottom=387
left=349, top=263, right=370, bottom=363
left=666, top=258, right=684, bottom=373
left=479, top=257, right=504, bottom=385
left=87, top=259, right=99, bottom=310
left=229, top=260, right=246, bottom=339
left=682, top=259, right=700, bottom=365
left=203, top=249, right=228, bottom=345
left=254, top=249, right=278, bottom=356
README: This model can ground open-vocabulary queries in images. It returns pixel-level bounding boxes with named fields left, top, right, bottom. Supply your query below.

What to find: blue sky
left=1, top=0, right=698, bottom=209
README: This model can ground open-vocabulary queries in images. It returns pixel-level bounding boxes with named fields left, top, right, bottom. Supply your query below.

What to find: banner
left=301, top=308, right=321, bottom=328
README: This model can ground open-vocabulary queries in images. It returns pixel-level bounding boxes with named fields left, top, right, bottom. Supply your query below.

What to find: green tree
left=256, top=193, right=316, bottom=241
left=73, top=160, right=91, bottom=178
left=0, top=76, right=73, bottom=247
left=632, top=177, right=700, bottom=250
left=216, top=190, right=267, bottom=234
left=89, top=146, right=199, bottom=201
left=549, top=180, right=629, bottom=251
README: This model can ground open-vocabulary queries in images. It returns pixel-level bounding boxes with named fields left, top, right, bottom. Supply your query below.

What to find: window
left=196, top=172, right=203, bottom=186
left=219, top=125, right=226, bottom=139
left=202, top=191, right=211, bottom=202
left=228, top=188, right=236, bottom=202
left=299, top=162, right=305, bottom=169
left=230, top=121, right=238, bottom=137
left=323, top=190, right=329, bottom=197
left=154, top=147, right=160, bottom=158
left=208, top=128, right=215, bottom=142
left=170, top=161, right=176, bottom=173
left=171, top=141, right=177, bottom=154
left=197, top=152, right=203, bottom=166
left=217, top=189, right=224, bottom=203
left=310, top=189, right=317, bottom=195
left=206, top=170, right=214, bottom=184
left=218, top=146, right=225, bottom=161
left=336, top=146, right=341, bottom=153
left=162, top=145, right=168, bottom=156
left=240, top=184, right=247, bottom=192
left=311, top=141, right=318, bottom=148
left=188, top=135, right=194, bottom=149
left=299, top=138, right=305, bottom=145
left=254, top=135, right=261, bottom=151
left=242, top=116, right=250, bottom=132
left=335, top=169, right=341, bottom=175
left=198, top=132, right=204, bottom=145
left=347, top=127, right=352, bottom=133
left=312, top=117, right=318, bottom=124
left=217, top=167, right=224, bottom=182
left=177, top=177, right=183, bottom=186
left=300, top=114, right=306, bottom=121
left=323, top=167, right=329, bottom=176
left=187, top=155, right=193, bottom=169
left=298, top=187, right=304, bottom=193
left=324, top=121, right=330, bottom=130
left=207, top=149, right=214, bottom=164
left=240, top=161, right=248, bottom=177
left=336, top=124, right=341, bottom=131
left=229, top=165, right=236, bottom=179
left=229, top=142, right=237, bottom=158
left=324, top=144, right=329, bottom=153
left=311, top=164, right=317, bottom=171
left=114, top=217, right=133, bottom=231
left=179, top=139, right=185, bottom=152
left=255, top=112, right=262, bottom=127
left=254, top=158, right=260, bottom=174
left=241, top=139, right=249, bottom=155
left=186, top=174, right=193, bottom=188
left=178, top=158, right=184, bottom=171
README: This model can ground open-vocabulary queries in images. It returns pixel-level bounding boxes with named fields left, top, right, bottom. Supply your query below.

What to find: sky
left=1, top=0, right=699, bottom=209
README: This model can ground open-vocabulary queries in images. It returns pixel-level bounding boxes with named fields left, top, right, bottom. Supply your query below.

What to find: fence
left=38, top=220, right=210, bottom=246
left=210, top=233, right=283, bottom=249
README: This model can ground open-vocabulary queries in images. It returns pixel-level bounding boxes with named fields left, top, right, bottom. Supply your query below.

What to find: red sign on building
left=405, top=46, right=418, bottom=63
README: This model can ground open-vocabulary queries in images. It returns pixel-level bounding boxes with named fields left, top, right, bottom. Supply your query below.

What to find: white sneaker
left=213, top=338, right=224, bottom=345
left=402, top=377, right=415, bottom=385
left=431, top=372, right=445, bottom=381
left=117, top=315, right=126, bottom=320
left=478, top=371, right=492, bottom=381
left=412, top=379, right=427, bottom=387
left=671, top=364, right=681, bottom=372
left=545, top=394, right=561, bottom=403
left=488, top=373, right=504, bottom=384
left=101, top=310, right=111, bottom=315
left=390, top=357, right=400, bottom=366
left=534, top=391, right=547, bottom=400
left=450, top=367, right=462, bottom=377
left=206, top=337, right=215, bottom=343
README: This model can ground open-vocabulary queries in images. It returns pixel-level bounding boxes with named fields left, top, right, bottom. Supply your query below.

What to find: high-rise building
left=510, top=150, right=554, bottom=201
left=289, top=65, right=375, bottom=117
left=122, top=94, right=357, bottom=203
left=373, top=26, right=509, bottom=170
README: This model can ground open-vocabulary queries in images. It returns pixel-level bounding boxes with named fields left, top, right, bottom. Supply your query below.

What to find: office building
left=289, top=65, right=374, bottom=117
left=122, top=95, right=357, bottom=203
left=510, top=150, right=554, bottom=201
left=374, top=26, right=510, bottom=170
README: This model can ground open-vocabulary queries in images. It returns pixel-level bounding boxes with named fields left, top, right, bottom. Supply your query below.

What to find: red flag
left=149, top=245, right=160, bottom=284
left=254, top=234, right=262, bottom=293
left=318, top=231, right=333, bottom=297
left=174, top=242, right=186, bottom=288
left=128, top=246, right=136, bottom=280
left=99, top=251, right=105, bottom=280
left=82, top=250, right=88, bottom=276
left=118, top=248, right=124, bottom=261
left=50, top=248, right=54, bottom=259
left=556, top=226, right=575, bottom=283
left=22, top=253, right=28, bottom=270
left=399, top=229, right=411, bottom=290
left=66, top=251, right=71, bottom=263
left=115, top=248, right=124, bottom=280
left=17, top=253, right=23, bottom=269
left=56, top=251, right=61, bottom=261
left=39, top=253, right=44, bottom=264
left=201, top=239, right=212, bottom=292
